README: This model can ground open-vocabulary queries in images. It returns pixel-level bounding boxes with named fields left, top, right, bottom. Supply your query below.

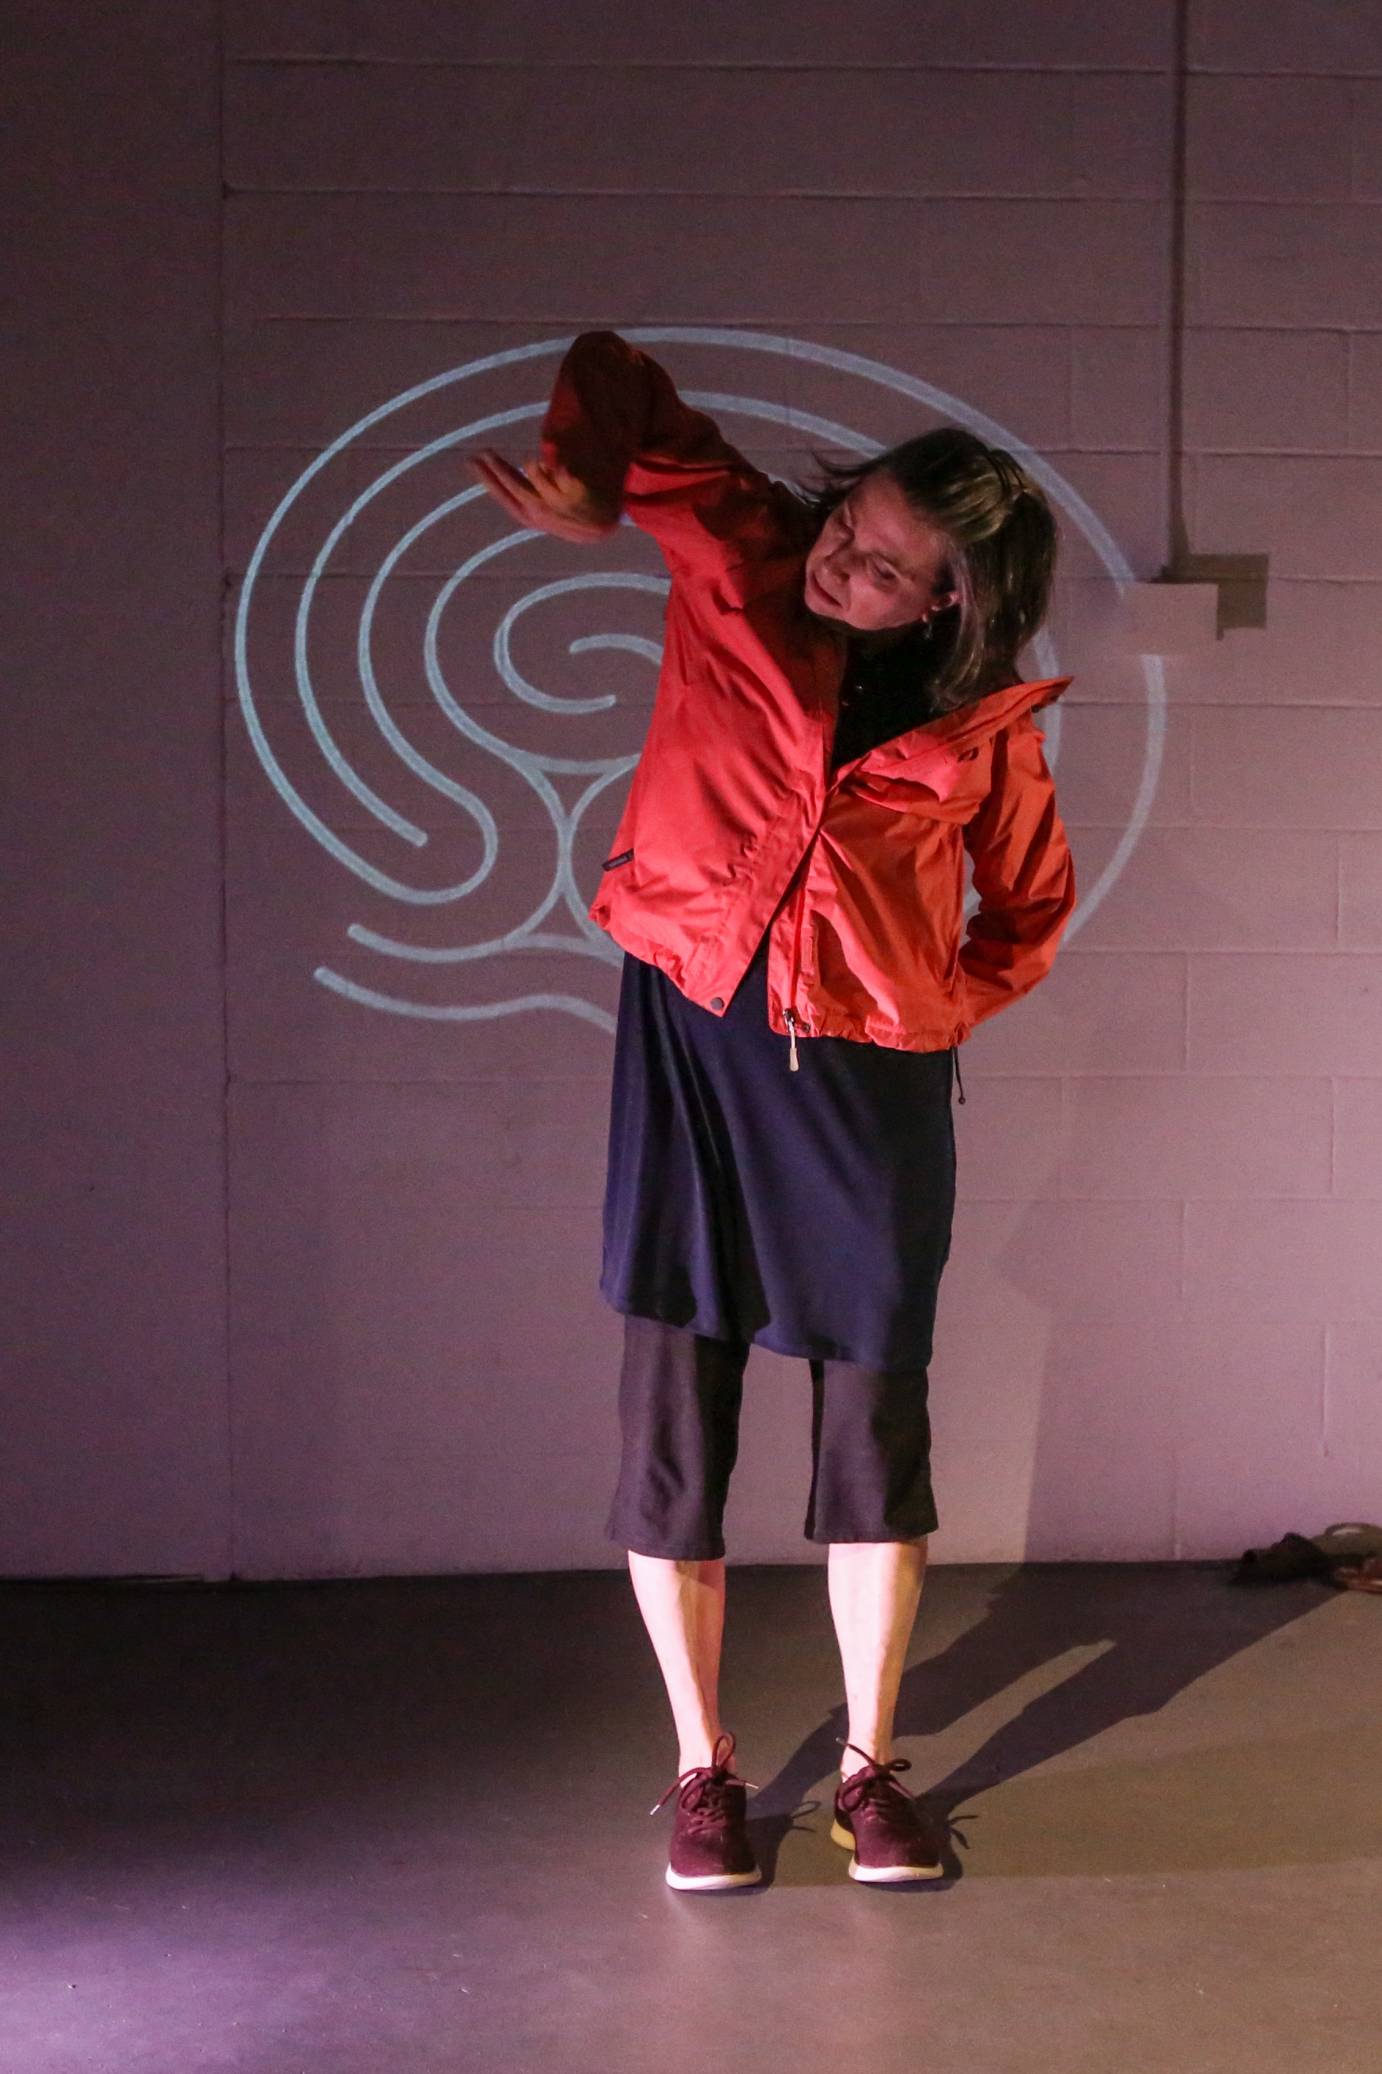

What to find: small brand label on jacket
left=601, top=848, right=634, bottom=871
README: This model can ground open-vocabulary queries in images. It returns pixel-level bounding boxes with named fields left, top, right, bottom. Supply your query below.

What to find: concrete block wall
left=4, top=0, right=1379, bottom=1575
left=2, top=4, right=229, bottom=1577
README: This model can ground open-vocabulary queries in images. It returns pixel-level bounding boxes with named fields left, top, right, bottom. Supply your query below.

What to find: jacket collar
left=836, top=675, right=1073, bottom=794
left=713, top=552, right=1074, bottom=792
left=904, top=673, right=1071, bottom=755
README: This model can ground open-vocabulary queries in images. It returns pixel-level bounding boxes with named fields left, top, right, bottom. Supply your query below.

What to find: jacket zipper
left=779, top=769, right=971, bottom=1091
left=781, top=701, right=863, bottom=1070
left=779, top=694, right=967, bottom=1076
left=782, top=854, right=809, bottom=1072
left=782, top=718, right=845, bottom=1072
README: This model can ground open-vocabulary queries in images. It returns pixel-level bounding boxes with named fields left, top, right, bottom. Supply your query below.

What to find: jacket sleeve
left=958, top=713, right=1076, bottom=1029
left=537, top=330, right=780, bottom=579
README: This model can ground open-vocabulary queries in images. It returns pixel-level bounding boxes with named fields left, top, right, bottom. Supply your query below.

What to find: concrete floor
left=1, top=1563, right=1378, bottom=2074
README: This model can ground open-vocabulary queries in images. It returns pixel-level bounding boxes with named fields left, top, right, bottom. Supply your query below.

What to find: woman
left=470, top=331, right=1076, bottom=1893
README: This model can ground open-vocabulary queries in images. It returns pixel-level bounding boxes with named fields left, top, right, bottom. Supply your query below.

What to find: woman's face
left=803, top=470, right=957, bottom=635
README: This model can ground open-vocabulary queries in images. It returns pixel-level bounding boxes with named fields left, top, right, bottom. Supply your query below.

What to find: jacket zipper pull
left=784, top=1008, right=800, bottom=1072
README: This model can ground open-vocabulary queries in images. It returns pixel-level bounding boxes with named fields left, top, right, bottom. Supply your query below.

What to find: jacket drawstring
left=951, top=1045, right=966, bottom=1105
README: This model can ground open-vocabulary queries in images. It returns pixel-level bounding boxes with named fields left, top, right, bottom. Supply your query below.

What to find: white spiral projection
left=235, top=328, right=1163, bottom=1029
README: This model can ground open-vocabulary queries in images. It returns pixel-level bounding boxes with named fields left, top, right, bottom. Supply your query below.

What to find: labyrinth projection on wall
left=235, top=328, right=1163, bottom=1028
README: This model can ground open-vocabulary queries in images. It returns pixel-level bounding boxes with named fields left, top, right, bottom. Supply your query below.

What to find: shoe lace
left=836, top=1738, right=916, bottom=1815
left=649, top=1730, right=757, bottom=1820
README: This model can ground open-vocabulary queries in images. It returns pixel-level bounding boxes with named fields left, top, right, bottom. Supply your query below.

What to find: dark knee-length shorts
left=606, top=1313, right=938, bottom=1560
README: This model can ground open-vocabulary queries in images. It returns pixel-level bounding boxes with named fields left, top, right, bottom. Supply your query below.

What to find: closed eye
left=838, top=505, right=899, bottom=583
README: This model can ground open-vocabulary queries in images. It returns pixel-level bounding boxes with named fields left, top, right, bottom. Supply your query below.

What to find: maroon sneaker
left=830, top=1740, right=945, bottom=1884
left=650, top=1731, right=762, bottom=1891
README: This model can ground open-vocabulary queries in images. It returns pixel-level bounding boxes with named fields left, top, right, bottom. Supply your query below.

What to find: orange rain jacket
left=539, top=330, right=1077, bottom=1060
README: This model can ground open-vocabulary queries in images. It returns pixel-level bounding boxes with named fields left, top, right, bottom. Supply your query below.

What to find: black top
left=829, top=628, right=941, bottom=770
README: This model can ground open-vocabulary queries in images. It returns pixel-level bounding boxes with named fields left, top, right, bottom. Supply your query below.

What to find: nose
left=823, top=543, right=857, bottom=590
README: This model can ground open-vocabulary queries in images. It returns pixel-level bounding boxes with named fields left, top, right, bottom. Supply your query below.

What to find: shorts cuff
left=605, top=1520, right=726, bottom=1562
left=804, top=1510, right=938, bottom=1546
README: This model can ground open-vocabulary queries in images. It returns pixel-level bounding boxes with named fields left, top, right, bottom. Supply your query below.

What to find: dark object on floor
left=1232, top=1521, right=1382, bottom=1591
left=1232, top=1532, right=1335, bottom=1585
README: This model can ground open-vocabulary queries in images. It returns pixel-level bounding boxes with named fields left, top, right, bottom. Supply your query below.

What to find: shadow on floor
left=745, top=1564, right=1330, bottom=1886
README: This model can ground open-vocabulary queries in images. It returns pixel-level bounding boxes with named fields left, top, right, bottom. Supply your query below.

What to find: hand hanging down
left=467, top=450, right=620, bottom=543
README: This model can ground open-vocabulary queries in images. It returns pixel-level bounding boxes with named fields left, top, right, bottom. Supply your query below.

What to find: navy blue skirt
left=599, top=922, right=958, bottom=1371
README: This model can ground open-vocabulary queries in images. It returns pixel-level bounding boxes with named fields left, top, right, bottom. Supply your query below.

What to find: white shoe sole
left=830, top=1817, right=943, bottom=1881
left=665, top=1864, right=763, bottom=1890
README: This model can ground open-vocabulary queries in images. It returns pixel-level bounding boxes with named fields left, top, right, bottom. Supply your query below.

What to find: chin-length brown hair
left=797, top=429, right=1060, bottom=715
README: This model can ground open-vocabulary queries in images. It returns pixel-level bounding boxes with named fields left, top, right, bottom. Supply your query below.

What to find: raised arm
left=471, top=330, right=782, bottom=580
left=958, top=714, right=1077, bottom=1029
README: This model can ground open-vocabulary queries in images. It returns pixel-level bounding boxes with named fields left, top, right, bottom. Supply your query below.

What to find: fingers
left=470, top=448, right=573, bottom=519
left=468, top=449, right=541, bottom=524
left=466, top=447, right=617, bottom=541
left=471, top=448, right=536, bottom=496
left=468, top=449, right=529, bottom=498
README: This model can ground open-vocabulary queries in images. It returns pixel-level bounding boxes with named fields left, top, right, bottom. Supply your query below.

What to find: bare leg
left=827, top=1536, right=929, bottom=1776
left=626, top=1551, right=727, bottom=1773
